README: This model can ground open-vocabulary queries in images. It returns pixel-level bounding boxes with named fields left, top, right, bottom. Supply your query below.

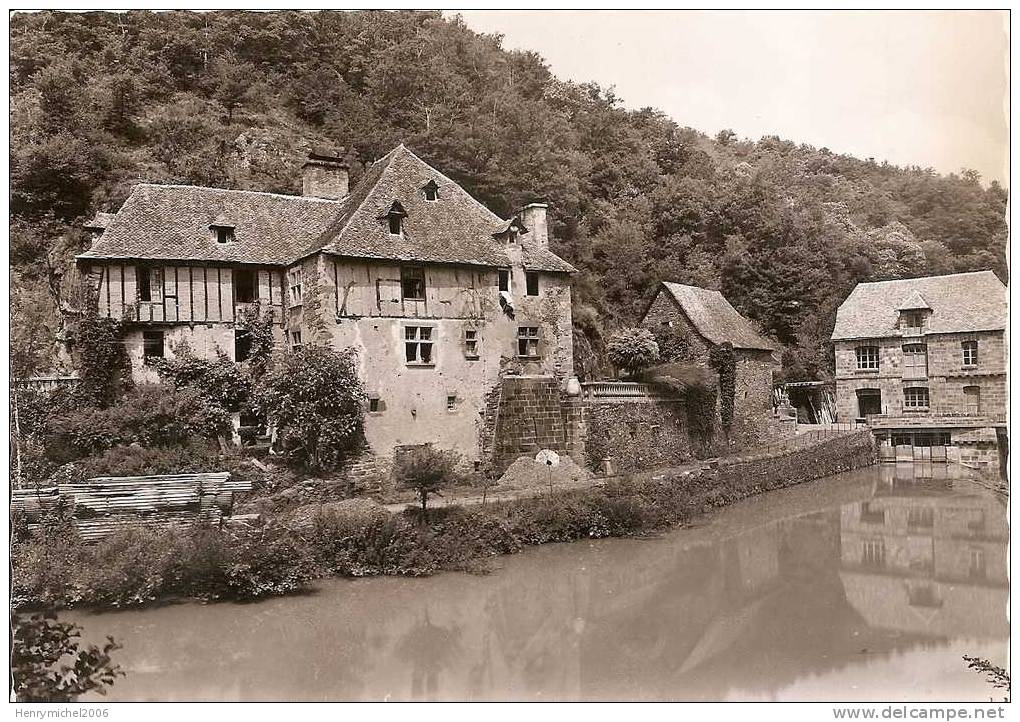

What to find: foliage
left=74, top=439, right=222, bottom=478
left=45, top=384, right=231, bottom=460
left=72, top=300, right=130, bottom=408
left=963, top=656, right=1010, bottom=700
left=155, top=345, right=253, bottom=413
left=256, top=345, right=365, bottom=470
left=708, top=342, right=736, bottom=432
left=235, top=300, right=276, bottom=376
left=12, top=522, right=317, bottom=610
left=606, top=327, right=660, bottom=377
left=11, top=612, right=123, bottom=702
left=394, top=445, right=461, bottom=519
left=8, top=10, right=1008, bottom=383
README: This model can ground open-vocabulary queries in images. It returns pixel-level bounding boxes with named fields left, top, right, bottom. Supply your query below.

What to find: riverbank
left=12, top=430, right=876, bottom=612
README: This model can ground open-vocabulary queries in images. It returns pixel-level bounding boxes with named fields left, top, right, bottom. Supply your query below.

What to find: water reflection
left=71, top=464, right=1008, bottom=702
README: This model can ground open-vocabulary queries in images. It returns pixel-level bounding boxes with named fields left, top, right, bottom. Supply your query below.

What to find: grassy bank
left=12, top=431, right=876, bottom=612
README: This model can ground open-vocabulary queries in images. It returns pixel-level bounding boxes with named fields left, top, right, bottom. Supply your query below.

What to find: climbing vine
left=235, top=300, right=276, bottom=377
left=73, top=297, right=130, bottom=408
left=709, top=342, right=736, bottom=433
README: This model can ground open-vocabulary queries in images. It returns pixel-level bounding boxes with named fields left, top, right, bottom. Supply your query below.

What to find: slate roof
left=306, top=144, right=575, bottom=273
left=831, top=271, right=1007, bottom=340
left=78, top=185, right=343, bottom=265
left=79, top=144, right=575, bottom=274
left=654, top=282, right=778, bottom=351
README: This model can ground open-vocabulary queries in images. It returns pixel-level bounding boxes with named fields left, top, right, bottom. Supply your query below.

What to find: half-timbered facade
left=77, top=145, right=576, bottom=463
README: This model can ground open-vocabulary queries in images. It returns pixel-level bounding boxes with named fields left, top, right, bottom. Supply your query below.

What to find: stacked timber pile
left=11, top=472, right=251, bottom=542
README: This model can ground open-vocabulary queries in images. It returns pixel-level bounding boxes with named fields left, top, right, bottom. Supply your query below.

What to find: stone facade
left=640, top=285, right=779, bottom=448
left=833, top=331, right=1006, bottom=420
left=583, top=396, right=692, bottom=473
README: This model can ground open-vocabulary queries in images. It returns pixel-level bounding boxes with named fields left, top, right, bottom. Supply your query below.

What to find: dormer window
left=211, top=224, right=235, bottom=244
left=423, top=180, right=439, bottom=202
left=382, top=200, right=407, bottom=236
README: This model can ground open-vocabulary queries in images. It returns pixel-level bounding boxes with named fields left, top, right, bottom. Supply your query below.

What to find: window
left=903, top=386, right=930, bottom=410
left=368, top=397, right=381, bottom=413
left=405, top=326, right=435, bottom=365
left=423, top=180, right=439, bottom=201
left=517, top=326, right=540, bottom=358
left=907, top=507, right=934, bottom=529
left=498, top=269, right=511, bottom=293
left=862, top=539, right=886, bottom=567
left=288, top=267, right=303, bottom=306
left=901, top=311, right=925, bottom=333
left=962, top=340, right=978, bottom=367
left=137, top=266, right=161, bottom=302
left=289, top=330, right=303, bottom=350
left=525, top=271, right=539, bottom=296
left=464, top=328, right=479, bottom=359
left=859, top=501, right=885, bottom=525
left=142, top=330, right=164, bottom=362
left=401, top=266, right=426, bottom=301
left=234, top=330, right=252, bottom=362
left=383, top=200, right=407, bottom=235
left=855, top=345, right=879, bottom=370
left=389, top=215, right=402, bottom=235
left=901, top=343, right=927, bottom=379
left=969, top=548, right=986, bottom=579
left=211, top=225, right=235, bottom=244
left=963, top=385, right=981, bottom=414
left=234, top=269, right=258, bottom=304
left=446, top=394, right=457, bottom=411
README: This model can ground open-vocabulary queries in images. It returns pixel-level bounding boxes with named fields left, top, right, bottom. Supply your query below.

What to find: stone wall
left=490, top=376, right=573, bottom=473
left=584, top=397, right=692, bottom=473
left=713, top=429, right=876, bottom=492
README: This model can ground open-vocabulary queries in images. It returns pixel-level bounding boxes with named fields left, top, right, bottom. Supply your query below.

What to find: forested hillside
left=10, top=10, right=1007, bottom=381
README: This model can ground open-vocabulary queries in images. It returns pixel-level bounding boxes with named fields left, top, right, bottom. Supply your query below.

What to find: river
left=68, top=462, right=1008, bottom=702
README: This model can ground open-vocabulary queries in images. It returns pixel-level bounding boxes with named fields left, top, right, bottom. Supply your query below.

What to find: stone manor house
left=77, top=145, right=576, bottom=466
left=831, top=271, right=1007, bottom=466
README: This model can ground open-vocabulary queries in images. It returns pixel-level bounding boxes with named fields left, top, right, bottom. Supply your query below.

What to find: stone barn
left=639, top=281, right=779, bottom=444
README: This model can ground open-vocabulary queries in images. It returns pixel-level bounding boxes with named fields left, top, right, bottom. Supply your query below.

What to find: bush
left=256, top=346, right=365, bottom=470
left=155, top=346, right=253, bottom=414
left=45, top=384, right=231, bottom=460
left=607, top=327, right=660, bottom=378
left=224, top=525, right=316, bottom=599
left=75, top=439, right=222, bottom=478
left=394, top=445, right=461, bottom=519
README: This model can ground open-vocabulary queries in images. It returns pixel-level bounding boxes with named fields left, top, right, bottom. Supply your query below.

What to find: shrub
left=394, top=445, right=461, bottom=520
left=11, top=612, right=123, bottom=701
left=69, top=527, right=180, bottom=607
left=224, top=525, right=316, bottom=599
left=607, top=327, right=660, bottom=378
left=155, top=345, right=253, bottom=414
left=75, top=439, right=222, bottom=478
left=255, top=346, right=365, bottom=470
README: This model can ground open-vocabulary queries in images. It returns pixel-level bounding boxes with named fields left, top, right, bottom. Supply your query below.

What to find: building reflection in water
left=75, top=465, right=1008, bottom=702
left=838, top=463, right=1008, bottom=640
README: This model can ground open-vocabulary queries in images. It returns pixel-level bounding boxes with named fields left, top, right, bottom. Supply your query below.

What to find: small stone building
left=639, top=281, right=779, bottom=442
left=831, top=271, right=1007, bottom=467
left=76, top=144, right=576, bottom=468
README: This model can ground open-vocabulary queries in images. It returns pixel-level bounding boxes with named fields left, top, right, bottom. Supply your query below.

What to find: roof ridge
left=856, top=270, right=997, bottom=286
left=133, top=182, right=343, bottom=204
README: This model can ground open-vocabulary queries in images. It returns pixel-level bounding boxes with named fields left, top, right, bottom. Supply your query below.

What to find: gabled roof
left=78, top=144, right=576, bottom=274
left=652, top=282, right=778, bottom=351
left=305, top=144, right=575, bottom=273
left=895, top=290, right=931, bottom=311
left=78, top=185, right=343, bottom=265
left=84, top=211, right=117, bottom=232
left=831, top=271, right=1007, bottom=340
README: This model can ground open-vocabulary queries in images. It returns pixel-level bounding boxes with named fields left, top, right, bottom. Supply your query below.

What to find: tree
left=11, top=613, right=123, bottom=702
left=394, top=445, right=460, bottom=521
left=607, top=327, right=660, bottom=378
left=255, top=346, right=365, bottom=470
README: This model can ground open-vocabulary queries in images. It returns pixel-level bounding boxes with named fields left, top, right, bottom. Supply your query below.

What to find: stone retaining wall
left=711, top=429, right=876, bottom=493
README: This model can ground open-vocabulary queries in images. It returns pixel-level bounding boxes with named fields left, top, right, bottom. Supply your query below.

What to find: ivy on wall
left=709, top=342, right=736, bottom=433
left=235, top=300, right=276, bottom=377
left=73, top=297, right=129, bottom=408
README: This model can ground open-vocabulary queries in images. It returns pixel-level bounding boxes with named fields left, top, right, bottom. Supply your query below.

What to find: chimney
left=302, top=152, right=349, bottom=199
left=519, top=203, right=549, bottom=247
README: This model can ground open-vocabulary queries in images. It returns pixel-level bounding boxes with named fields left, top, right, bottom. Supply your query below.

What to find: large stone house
left=639, top=282, right=779, bottom=441
left=77, top=144, right=576, bottom=466
left=831, top=271, right=1007, bottom=466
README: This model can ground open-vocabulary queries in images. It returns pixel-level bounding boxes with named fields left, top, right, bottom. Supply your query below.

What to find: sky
left=455, top=10, right=1009, bottom=186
